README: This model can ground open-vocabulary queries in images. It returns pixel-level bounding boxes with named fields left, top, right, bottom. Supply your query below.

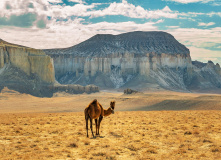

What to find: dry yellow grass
left=0, top=111, right=221, bottom=160
left=1, top=88, right=221, bottom=159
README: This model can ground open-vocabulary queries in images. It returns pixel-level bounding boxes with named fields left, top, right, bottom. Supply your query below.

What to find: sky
left=0, top=0, right=220, bottom=64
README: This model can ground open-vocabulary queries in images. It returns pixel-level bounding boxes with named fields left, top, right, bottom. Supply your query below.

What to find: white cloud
left=0, top=0, right=178, bottom=27
left=177, top=11, right=221, bottom=21
left=190, top=46, right=221, bottom=63
left=167, top=26, right=179, bottom=28
left=198, top=22, right=215, bottom=26
left=165, top=0, right=213, bottom=4
left=162, top=6, right=172, bottom=12
left=167, top=27, right=221, bottom=64
left=212, top=2, right=221, bottom=6
left=0, top=20, right=158, bottom=49
left=207, top=12, right=221, bottom=17
left=168, top=27, right=221, bottom=47
left=68, top=0, right=85, bottom=3
left=48, top=3, right=96, bottom=18
left=156, top=19, right=165, bottom=23
left=0, top=0, right=220, bottom=64
left=85, top=2, right=177, bottom=19
left=46, top=0, right=63, bottom=3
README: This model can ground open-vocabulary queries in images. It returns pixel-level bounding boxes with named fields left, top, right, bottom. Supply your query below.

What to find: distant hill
left=45, top=31, right=189, bottom=56
left=44, top=31, right=221, bottom=93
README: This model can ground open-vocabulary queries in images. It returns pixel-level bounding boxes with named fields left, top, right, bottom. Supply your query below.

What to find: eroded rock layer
left=45, top=31, right=195, bottom=91
left=0, top=39, right=56, bottom=96
left=0, top=39, right=55, bottom=83
left=0, top=39, right=99, bottom=96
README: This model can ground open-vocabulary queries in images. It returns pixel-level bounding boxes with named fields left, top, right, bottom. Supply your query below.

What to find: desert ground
left=0, top=88, right=221, bottom=159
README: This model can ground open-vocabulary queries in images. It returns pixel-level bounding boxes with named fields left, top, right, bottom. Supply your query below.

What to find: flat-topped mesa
left=47, top=31, right=190, bottom=57
left=44, top=31, right=193, bottom=90
left=0, top=39, right=55, bottom=83
left=87, top=31, right=189, bottom=55
left=45, top=31, right=192, bottom=78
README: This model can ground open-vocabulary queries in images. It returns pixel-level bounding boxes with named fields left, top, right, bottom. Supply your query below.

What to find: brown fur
left=84, top=99, right=115, bottom=138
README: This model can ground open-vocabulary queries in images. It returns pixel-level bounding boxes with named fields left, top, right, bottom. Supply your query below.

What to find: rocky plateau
left=0, top=39, right=99, bottom=97
left=45, top=31, right=221, bottom=93
left=1, top=31, right=220, bottom=96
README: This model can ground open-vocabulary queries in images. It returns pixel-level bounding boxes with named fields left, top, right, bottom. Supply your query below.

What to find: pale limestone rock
left=28, top=55, right=55, bottom=83
left=215, top=63, right=221, bottom=75
left=0, top=39, right=55, bottom=83
left=44, top=31, right=197, bottom=90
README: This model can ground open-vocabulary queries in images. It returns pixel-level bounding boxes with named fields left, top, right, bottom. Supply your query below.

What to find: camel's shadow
left=90, top=135, right=105, bottom=139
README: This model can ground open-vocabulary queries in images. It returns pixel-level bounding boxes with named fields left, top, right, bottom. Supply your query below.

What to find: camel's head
left=110, top=101, right=115, bottom=114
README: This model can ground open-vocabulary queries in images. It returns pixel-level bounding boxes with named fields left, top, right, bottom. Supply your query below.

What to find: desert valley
left=1, top=0, right=221, bottom=159
left=0, top=88, right=221, bottom=159
left=0, top=30, right=221, bottom=159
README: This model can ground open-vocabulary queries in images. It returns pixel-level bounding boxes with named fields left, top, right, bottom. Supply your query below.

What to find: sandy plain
left=0, top=88, right=221, bottom=159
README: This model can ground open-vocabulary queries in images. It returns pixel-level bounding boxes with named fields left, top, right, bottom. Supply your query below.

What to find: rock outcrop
left=0, top=39, right=100, bottom=96
left=124, top=88, right=139, bottom=94
left=0, top=39, right=56, bottom=96
left=49, top=84, right=99, bottom=94
left=190, top=60, right=221, bottom=90
left=45, top=31, right=194, bottom=91
left=0, top=39, right=55, bottom=83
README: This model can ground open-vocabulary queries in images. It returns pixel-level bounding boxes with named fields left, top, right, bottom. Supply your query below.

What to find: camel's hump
left=92, top=99, right=97, bottom=104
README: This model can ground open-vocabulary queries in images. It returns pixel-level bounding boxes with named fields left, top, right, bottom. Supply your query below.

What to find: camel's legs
left=85, top=115, right=89, bottom=137
left=95, top=119, right=98, bottom=135
left=90, top=117, right=94, bottom=137
left=98, top=115, right=103, bottom=135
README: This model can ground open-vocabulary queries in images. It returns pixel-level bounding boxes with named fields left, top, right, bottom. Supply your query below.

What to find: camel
left=84, top=99, right=115, bottom=138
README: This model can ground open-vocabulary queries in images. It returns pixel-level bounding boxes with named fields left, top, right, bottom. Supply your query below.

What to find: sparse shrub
left=84, top=140, right=90, bottom=145
left=145, top=148, right=158, bottom=154
left=106, top=155, right=116, bottom=160
left=67, top=154, right=71, bottom=157
left=211, top=148, right=220, bottom=152
left=92, top=152, right=106, bottom=156
left=184, top=131, right=192, bottom=135
left=203, top=139, right=212, bottom=143
left=30, top=144, right=37, bottom=148
left=127, top=144, right=139, bottom=151
left=67, top=142, right=78, bottom=148
left=177, top=148, right=187, bottom=154
left=124, top=88, right=139, bottom=94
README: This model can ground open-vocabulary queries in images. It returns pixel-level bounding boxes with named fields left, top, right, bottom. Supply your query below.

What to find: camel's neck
left=104, top=107, right=112, bottom=117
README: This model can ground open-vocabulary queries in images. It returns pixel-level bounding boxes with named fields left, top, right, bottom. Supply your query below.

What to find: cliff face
left=190, top=61, right=221, bottom=90
left=45, top=31, right=194, bottom=91
left=0, top=39, right=55, bottom=83
left=0, top=39, right=55, bottom=96
left=0, top=39, right=99, bottom=96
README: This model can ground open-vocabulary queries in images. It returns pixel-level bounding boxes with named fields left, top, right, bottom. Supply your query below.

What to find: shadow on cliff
left=0, top=65, right=54, bottom=97
left=0, top=65, right=99, bottom=97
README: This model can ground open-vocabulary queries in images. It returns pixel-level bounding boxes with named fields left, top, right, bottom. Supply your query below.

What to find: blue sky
left=0, top=0, right=220, bottom=64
